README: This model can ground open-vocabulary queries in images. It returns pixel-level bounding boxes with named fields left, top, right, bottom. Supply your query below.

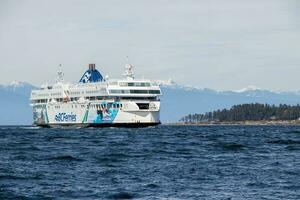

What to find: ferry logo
left=81, top=72, right=91, bottom=83
left=55, top=113, right=77, bottom=122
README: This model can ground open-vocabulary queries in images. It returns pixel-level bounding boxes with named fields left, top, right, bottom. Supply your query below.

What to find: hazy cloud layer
left=0, top=0, right=299, bottom=90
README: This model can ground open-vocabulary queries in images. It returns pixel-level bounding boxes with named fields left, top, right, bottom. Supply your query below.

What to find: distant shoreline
left=166, top=120, right=300, bottom=126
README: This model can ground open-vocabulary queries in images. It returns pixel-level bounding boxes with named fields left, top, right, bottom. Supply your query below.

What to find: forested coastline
left=180, top=103, right=300, bottom=123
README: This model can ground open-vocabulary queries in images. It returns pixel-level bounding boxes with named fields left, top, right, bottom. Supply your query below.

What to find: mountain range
left=0, top=81, right=37, bottom=125
left=1, top=81, right=300, bottom=125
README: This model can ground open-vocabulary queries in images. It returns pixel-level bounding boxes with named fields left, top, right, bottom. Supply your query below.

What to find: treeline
left=180, top=103, right=300, bottom=123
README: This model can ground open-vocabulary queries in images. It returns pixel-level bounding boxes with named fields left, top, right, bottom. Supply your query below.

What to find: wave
left=107, top=192, right=135, bottom=199
left=48, top=155, right=82, bottom=161
left=47, top=136, right=73, bottom=141
left=20, top=126, right=40, bottom=130
left=146, top=183, right=159, bottom=188
left=0, top=174, right=43, bottom=180
left=285, top=145, right=300, bottom=151
left=283, top=130, right=300, bottom=134
left=268, top=139, right=300, bottom=145
left=94, top=153, right=130, bottom=163
left=221, top=143, right=246, bottom=151
left=95, top=157, right=122, bottom=163
left=0, top=175, right=28, bottom=180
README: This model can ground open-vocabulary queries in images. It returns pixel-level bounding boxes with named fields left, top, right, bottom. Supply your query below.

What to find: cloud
left=0, top=0, right=299, bottom=90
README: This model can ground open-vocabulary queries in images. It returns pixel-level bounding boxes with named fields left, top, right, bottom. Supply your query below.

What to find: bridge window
left=109, top=90, right=160, bottom=95
left=130, top=90, right=148, bottom=94
left=119, top=82, right=151, bottom=87
left=149, top=90, right=160, bottom=94
left=136, top=103, right=149, bottom=110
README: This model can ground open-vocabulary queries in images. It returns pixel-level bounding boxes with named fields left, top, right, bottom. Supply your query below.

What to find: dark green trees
left=179, top=103, right=300, bottom=122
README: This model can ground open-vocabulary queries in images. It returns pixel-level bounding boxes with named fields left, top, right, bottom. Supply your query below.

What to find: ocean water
left=0, top=125, right=299, bottom=200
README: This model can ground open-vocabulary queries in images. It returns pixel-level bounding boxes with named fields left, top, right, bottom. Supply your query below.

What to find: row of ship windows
left=33, top=93, right=61, bottom=97
left=34, top=91, right=104, bottom=97
left=33, top=96, right=159, bottom=103
left=33, top=88, right=158, bottom=97
left=69, top=91, right=81, bottom=95
left=109, top=82, right=160, bottom=87
left=33, top=96, right=111, bottom=103
left=109, top=90, right=160, bottom=94
left=52, top=103, right=123, bottom=109
left=85, top=89, right=106, bottom=94
left=119, top=82, right=151, bottom=87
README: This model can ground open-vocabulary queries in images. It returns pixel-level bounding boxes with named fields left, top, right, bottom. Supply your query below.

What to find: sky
left=0, top=0, right=300, bottom=91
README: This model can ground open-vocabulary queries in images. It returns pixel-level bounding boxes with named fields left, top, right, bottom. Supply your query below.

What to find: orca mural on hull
left=87, top=102, right=120, bottom=123
left=33, top=105, right=49, bottom=125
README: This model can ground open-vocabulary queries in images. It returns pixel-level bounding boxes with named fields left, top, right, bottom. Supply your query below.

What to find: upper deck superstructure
left=30, top=63, right=162, bottom=127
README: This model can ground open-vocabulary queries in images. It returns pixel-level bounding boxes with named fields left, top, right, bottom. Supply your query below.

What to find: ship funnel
left=79, top=63, right=104, bottom=83
left=89, top=63, right=96, bottom=71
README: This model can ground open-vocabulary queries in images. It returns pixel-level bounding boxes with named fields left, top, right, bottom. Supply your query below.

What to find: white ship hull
left=33, top=101, right=160, bottom=128
left=31, top=63, right=162, bottom=128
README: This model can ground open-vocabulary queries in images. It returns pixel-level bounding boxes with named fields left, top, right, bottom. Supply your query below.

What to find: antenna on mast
left=123, top=56, right=135, bottom=80
left=56, top=64, right=64, bottom=83
left=126, top=56, right=130, bottom=64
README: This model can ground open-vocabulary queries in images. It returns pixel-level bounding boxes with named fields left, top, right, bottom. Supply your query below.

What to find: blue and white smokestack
left=79, top=63, right=103, bottom=83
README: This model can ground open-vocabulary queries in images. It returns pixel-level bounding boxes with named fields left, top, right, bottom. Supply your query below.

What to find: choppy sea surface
left=0, top=125, right=299, bottom=200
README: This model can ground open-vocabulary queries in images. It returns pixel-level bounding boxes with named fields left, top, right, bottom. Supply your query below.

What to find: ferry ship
left=30, top=63, right=161, bottom=128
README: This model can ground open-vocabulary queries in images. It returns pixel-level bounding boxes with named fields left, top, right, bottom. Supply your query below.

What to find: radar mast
left=123, top=56, right=135, bottom=80
left=56, top=64, right=64, bottom=83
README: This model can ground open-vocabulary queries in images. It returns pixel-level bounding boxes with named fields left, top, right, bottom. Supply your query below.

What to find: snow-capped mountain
left=0, top=82, right=37, bottom=125
left=160, top=82, right=300, bottom=122
left=0, top=81, right=36, bottom=96
left=234, top=85, right=262, bottom=93
left=1, top=81, right=300, bottom=125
